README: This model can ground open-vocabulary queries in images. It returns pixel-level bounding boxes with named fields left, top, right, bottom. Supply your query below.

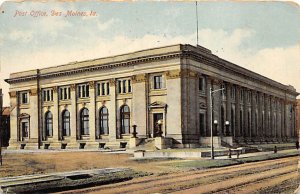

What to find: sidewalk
left=216, top=149, right=299, bottom=159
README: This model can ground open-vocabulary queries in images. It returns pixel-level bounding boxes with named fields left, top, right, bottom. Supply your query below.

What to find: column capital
left=70, top=84, right=76, bottom=91
left=109, top=78, right=116, bottom=86
left=166, top=69, right=181, bottom=79
left=132, top=73, right=147, bottom=83
left=30, top=88, right=38, bottom=96
left=89, top=81, right=95, bottom=89
left=52, top=86, right=58, bottom=93
left=9, top=91, right=17, bottom=98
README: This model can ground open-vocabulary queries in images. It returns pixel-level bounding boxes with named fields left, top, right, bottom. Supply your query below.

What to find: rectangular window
left=77, top=84, right=89, bottom=98
left=21, top=92, right=28, bottom=104
left=106, top=82, right=110, bottom=95
left=154, top=75, right=163, bottom=89
left=199, top=77, right=205, bottom=92
left=118, top=80, right=122, bottom=94
left=128, top=80, right=131, bottom=93
left=97, top=81, right=110, bottom=96
left=101, top=83, right=105, bottom=96
left=97, top=83, right=101, bottom=96
left=118, top=79, right=131, bottom=94
left=122, top=80, right=126, bottom=93
left=43, top=89, right=54, bottom=102
left=59, top=86, right=71, bottom=100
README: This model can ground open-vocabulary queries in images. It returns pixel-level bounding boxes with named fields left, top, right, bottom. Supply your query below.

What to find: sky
left=0, top=1, right=299, bottom=106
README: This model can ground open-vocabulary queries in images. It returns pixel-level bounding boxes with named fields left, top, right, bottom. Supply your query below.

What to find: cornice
left=5, top=52, right=181, bottom=84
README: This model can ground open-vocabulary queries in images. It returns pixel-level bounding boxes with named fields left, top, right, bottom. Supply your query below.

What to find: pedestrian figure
left=228, top=149, right=231, bottom=159
left=296, top=141, right=299, bottom=150
left=274, top=146, right=277, bottom=154
left=236, top=150, right=239, bottom=159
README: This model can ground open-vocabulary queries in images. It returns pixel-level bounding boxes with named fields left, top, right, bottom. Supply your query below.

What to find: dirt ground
left=0, top=151, right=299, bottom=193
left=0, top=151, right=183, bottom=178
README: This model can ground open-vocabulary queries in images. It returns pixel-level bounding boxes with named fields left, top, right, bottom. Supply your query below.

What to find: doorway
left=153, top=113, right=163, bottom=137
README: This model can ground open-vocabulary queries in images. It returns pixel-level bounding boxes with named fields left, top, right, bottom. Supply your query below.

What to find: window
left=154, top=75, right=163, bottom=89
left=240, top=89, right=244, bottom=101
left=59, top=87, right=71, bottom=100
left=97, top=82, right=110, bottom=96
left=99, top=107, right=109, bottom=135
left=21, top=120, right=29, bottom=138
left=247, top=91, right=251, bottom=103
left=62, top=110, right=70, bottom=136
left=80, top=108, right=89, bottom=135
left=120, top=105, right=130, bottom=134
left=199, top=77, right=205, bottom=92
left=199, top=113, right=205, bottom=136
left=231, top=85, right=236, bottom=100
left=45, top=111, right=53, bottom=137
left=78, top=84, right=89, bottom=98
left=117, top=79, right=132, bottom=94
left=43, top=89, right=53, bottom=102
left=20, top=92, right=29, bottom=104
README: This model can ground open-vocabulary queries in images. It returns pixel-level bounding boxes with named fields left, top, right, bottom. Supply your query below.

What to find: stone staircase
left=131, top=138, right=157, bottom=151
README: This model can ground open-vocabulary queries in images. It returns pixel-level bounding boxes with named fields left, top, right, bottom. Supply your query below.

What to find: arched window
left=62, top=110, right=70, bottom=136
left=80, top=108, right=89, bottom=135
left=120, top=105, right=130, bottom=134
left=99, top=107, right=109, bottom=135
left=45, top=111, right=53, bottom=137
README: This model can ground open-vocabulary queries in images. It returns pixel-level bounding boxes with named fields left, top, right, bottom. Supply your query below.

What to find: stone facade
left=5, top=44, right=299, bottom=149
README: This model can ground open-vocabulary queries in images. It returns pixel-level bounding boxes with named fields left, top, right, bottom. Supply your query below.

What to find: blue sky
left=0, top=1, right=300, bottom=105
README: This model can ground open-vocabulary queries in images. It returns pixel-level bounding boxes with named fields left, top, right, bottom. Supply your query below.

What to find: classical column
left=52, top=87, right=59, bottom=142
left=251, top=90, right=256, bottom=139
left=236, top=86, right=241, bottom=138
left=109, top=79, right=117, bottom=141
left=206, top=77, right=212, bottom=137
left=212, top=78, right=221, bottom=136
left=70, top=84, right=77, bottom=141
left=270, top=96, right=274, bottom=138
left=8, top=91, right=18, bottom=149
left=132, top=74, right=148, bottom=138
left=29, top=88, right=39, bottom=144
left=89, top=81, right=96, bottom=141
left=264, top=94, right=268, bottom=139
left=226, top=83, right=231, bottom=136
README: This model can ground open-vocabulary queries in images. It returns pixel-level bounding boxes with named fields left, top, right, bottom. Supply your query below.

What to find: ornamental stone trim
left=9, top=91, right=17, bottom=98
left=132, top=74, right=147, bottom=83
left=30, top=88, right=38, bottom=96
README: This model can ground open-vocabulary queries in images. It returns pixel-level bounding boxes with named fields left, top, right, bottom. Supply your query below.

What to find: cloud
left=9, top=30, right=33, bottom=43
left=1, top=28, right=300, bottom=106
left=97, top=18, right=118, bottom=31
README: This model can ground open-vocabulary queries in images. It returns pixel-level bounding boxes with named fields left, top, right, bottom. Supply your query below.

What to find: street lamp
left=210, top=87, right=225, bottom=160
left=225, top=121, right=230, bottom=136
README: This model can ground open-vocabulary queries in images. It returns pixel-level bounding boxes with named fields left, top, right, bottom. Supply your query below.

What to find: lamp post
left=225, top=121, right=230, bottom=136
left=210, top=87, right=225, bottom=160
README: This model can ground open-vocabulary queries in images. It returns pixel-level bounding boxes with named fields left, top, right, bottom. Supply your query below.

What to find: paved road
left=58, top=156, right=300, bottom=194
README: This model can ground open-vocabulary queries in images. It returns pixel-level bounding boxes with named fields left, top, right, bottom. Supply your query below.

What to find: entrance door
left=153, top=113, right=163, bottom=137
